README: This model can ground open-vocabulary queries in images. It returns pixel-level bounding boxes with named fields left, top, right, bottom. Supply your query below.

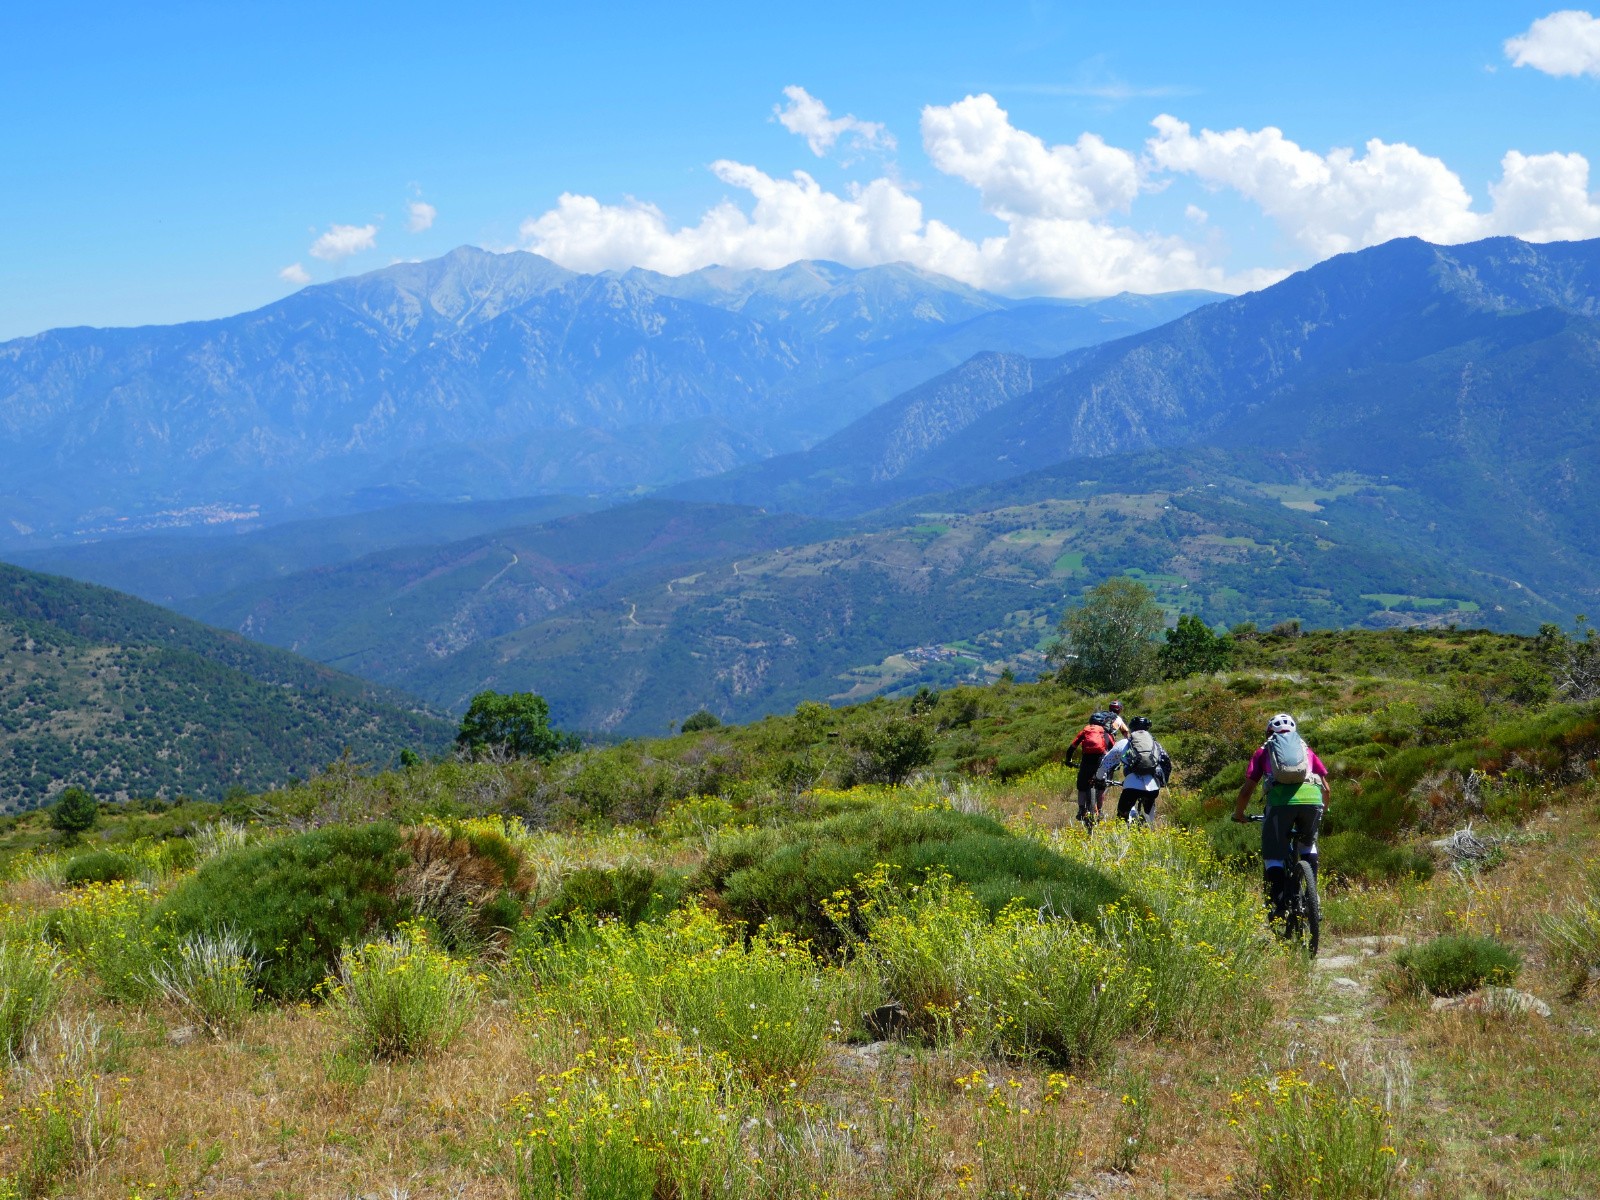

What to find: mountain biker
left=1064, top=710, right=1115, bottom=830
left=1231, top=713, right=1331, bottom=919
left=1096, top=715, right=1172, bottom=824
left=1105, top=700, right=1130, bottom=740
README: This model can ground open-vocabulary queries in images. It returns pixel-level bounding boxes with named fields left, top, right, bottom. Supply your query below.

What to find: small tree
left=843, top=716, right=934, bottom=786
left=1159, top=614, right=1233, bottom=679
left=456, top=691, right=575, bottom=761
left=50, top=786, right=99, bottom=838
left=1536, top=617, right=1600, bottom=701
left=1047, top=577, right=1165, bottom=690
left=680, top=709, right=722, bottom=733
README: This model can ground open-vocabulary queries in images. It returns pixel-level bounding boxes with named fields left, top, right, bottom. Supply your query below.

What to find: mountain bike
left=1065, top=761, right=1107, bottom=835
left=1076, top=791, right=1101, bottom=835
left=1114, top=782, right=1157, bottom=829
left=1250, top=814, right=1320, bottom=956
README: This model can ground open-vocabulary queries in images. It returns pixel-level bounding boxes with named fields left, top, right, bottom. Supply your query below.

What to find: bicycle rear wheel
left=1299, top=859, right=1321, bottom=958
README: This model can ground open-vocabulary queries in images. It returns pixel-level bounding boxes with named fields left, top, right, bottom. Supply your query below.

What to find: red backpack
left=1078, top=723, right=1112, bottom=755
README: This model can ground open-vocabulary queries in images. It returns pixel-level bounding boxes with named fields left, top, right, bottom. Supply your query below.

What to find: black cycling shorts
left=1075, top=753, right=1105, bottom=793
left=1262, top=805, right=1323, bottom=867
left=1117, top=788, right=1158, bottom=820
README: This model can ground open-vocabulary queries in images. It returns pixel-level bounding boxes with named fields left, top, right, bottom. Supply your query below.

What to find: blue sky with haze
left=3, top=1, right=1598, bottom=339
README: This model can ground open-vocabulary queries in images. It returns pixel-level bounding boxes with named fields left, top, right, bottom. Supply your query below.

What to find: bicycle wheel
left=1278, top=896, right=1304, bottom=949
left=1299, top=859, right=1321, bottom=958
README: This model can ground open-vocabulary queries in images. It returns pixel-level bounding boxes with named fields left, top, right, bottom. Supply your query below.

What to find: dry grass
left=7, top=783, right=1600, bottom=1198
left=35, top=1000, right=531, bottom=1199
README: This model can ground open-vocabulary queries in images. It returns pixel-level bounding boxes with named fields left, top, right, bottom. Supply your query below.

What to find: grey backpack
left=1264, top=731, right=1310, bottom=787
left=1125, top=730, right=1160, bottom=774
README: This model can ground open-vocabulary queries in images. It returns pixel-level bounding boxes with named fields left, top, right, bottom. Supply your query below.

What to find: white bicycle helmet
left=1267, top=713, right=1297, bottom=734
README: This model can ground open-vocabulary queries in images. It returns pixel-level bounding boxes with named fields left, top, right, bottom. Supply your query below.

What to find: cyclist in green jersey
left=1232, top=712, right=1331, bottom=920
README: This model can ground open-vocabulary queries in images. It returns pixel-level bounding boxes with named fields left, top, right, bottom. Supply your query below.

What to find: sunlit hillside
left=2, top=626, right=1597, bottom=1197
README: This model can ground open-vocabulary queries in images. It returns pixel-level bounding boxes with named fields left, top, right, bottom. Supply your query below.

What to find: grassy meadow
left=1, top=627, right=1598, bottom=1198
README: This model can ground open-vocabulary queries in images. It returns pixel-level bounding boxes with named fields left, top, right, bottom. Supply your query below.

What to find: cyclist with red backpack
left=1064, top=710, right=1115, bottom=831
left=1232, top=713, right=1331, bottom=920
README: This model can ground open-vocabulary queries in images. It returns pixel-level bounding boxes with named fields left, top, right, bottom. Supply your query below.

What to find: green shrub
left=1416, top=690, right=1488, bottom=745
left=510, top=1035, right=753, bottom=1200
left=0, top=937, right=62, bottom=1055
left=680, top=709, right=722, bottom=733
left=60, top=850, right=139, bottom=887
left=46, top=880, right=166, bottom=1003
left=840, top=716, right=934, bottom=786
left=1320, top=832, right=1434, bottom=884
left=328, top=924, right=478, bottom=1059
left=654, top=922, right=846, bottom=1085
left=700, top=805, right=1130, bottom=946
left=1390, top=934, right=1521, bottom=997
left=1233, top=1068, right=1400, bottom=1200
left=993, top=747, right=1057, bottom=780
left=153, top=823, right=410, bottom=1000
left=49, top=786, right=99, bottom=837
left=1202, top=815, right=1261, bottom=872
left=523, top=906, right=847, bottom=1085
left=536, top=865, right=683, bottom=929
left=150, top=930, right=259, bottom=1037
left=856, top=872, right=1141, bottom=1067
left=1047, top=821, right=1272, bottom=1040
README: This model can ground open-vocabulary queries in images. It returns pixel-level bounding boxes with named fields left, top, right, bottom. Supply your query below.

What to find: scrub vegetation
left=0, top=625, right=1596, bottom=1198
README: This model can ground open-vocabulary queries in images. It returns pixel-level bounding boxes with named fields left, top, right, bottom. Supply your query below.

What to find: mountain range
left=675, top=236, right=1600, bottom=611
left=0, top=250, right=1212, bottom=547
left=6, top=235, right=1600, bottom=742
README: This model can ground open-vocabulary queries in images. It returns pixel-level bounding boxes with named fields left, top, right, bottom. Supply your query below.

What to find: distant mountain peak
left=0, top=245, right=1222, bottom=545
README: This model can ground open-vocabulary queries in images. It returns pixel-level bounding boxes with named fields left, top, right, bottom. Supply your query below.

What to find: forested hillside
left=0, top=564, right=452, bottom=811
left=159, top=463, right=1555, bottom=732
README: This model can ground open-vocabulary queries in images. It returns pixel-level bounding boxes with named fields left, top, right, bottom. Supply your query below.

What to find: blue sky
left=3, top=1, right=1599, bottom=339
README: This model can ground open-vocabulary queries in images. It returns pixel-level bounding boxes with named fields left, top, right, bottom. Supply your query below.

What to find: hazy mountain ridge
left=914, top=236, right=1600, bottom=483
left=679, top=237, right=1600, bottom=514
left=9, top=236, right=1600, bottom=736
left=669, top=238, right=1600, bottom=617
left=12, top=494, right=603, bottom=606
left=0, top=249, right=1215, bottom=545
left=183, top=502, right=839, bottom=688
left=125, top=457, right=1551, bottom=735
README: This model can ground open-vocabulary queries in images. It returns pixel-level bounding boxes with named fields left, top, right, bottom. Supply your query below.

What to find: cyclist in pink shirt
left=1232, top=713, right=1331, bottom=921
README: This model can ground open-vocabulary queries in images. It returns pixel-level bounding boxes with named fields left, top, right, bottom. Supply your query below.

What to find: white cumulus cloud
left=516, top=88, right=1600, bottom=300
left=309, top=222, right=378, bottom=261
left=518, top=141, right=1262, bottom=296
left=279, top=262, right=311, bottom=285
left=1147, top=115, right=1600, bottom=254
left=1505, top=10, right=1600, bottom=77
left=922, top=93, right=1140, bottom=219
left=520, top=163, right=944, bottom=276
left=406, top=200, right=437, bottom=232
left=1146, top=115, right=1483, bottom=257
left=774, top=86, right=895, bottom=157
left=1487, top=149, right=1600, bottom=240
